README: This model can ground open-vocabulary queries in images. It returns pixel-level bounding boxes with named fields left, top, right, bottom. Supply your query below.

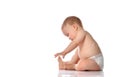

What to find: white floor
left=58, top=70, right=104, bottom=77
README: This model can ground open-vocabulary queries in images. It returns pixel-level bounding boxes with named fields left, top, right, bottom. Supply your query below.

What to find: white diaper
left=89, top=53, right=104, bottom=70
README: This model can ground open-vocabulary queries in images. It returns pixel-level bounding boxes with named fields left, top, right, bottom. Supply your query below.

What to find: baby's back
left=78, top=31, right=101, bottom=59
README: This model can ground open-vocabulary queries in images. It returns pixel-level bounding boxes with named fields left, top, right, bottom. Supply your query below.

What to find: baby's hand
left=54, top=52, right=66, bottom=58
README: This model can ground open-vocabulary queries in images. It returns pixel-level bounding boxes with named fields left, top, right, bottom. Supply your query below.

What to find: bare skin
left=55, top=22, right=103, bottom=71
left=58, top=56, right=65, bottom=70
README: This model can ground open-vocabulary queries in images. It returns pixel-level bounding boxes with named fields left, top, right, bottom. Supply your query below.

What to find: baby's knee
left=75, top=64, right=86, bottom=71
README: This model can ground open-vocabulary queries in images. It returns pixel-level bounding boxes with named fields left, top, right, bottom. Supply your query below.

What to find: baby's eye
left=66, top=33, right=69, bottom=37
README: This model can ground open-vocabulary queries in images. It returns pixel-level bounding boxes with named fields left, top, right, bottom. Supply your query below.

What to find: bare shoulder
left=85, top=31, right=91, bottom=36
left=84, top=31, right=95, bottom=40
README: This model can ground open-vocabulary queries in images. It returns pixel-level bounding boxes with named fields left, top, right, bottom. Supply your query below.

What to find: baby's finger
left=54, top=54, right=57, bottom=58
left=54, top=54, right=58, bottom=58
left=54, top=53, right=60, bottom=58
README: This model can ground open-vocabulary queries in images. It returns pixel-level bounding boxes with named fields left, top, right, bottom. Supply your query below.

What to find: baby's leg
left=57, top=50, right=79, bottom=70
left=75, top=59, right=101, bottom=71
left=58, top=56, right=65, bottom=70
left=58, top=56, right=76, bottom=70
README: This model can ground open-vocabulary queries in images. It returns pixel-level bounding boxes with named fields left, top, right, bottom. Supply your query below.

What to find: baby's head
left=62, top=16, right=83, bottom=29
left=61, top=16, right=83, bottom=40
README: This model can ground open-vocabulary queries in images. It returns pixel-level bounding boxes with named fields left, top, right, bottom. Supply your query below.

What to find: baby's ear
left=72, top=24, right=78, bottom=30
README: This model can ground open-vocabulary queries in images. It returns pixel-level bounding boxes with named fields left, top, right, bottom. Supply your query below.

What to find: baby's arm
left=54, top=30, right=86, bottom=58
left=65, top=49, right=79, bottom=64
left=62, top=30, right=86, bottom=56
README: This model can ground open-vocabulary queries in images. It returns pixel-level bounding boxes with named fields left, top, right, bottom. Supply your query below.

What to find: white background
left=0, top=0, right=120, bottom=77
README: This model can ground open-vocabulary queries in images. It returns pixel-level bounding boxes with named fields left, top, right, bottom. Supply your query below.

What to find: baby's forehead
left=62, top=27, right=68, bottom=34
left=62, top=25, right=69, bottom=32
left=62, top=24, right=71, bottom=29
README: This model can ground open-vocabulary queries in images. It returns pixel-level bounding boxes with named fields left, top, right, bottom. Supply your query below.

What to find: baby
left=54, top=16, right=104, bottom=71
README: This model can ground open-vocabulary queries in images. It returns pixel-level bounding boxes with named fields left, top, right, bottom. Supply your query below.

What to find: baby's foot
left=58, top=56, right=65, bottom=70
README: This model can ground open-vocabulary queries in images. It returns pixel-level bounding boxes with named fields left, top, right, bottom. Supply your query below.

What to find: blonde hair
left=62, top=16, right=83, bottom=29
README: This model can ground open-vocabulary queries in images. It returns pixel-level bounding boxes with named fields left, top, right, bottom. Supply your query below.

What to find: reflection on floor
left=58, top=70, right=104, bottom=77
